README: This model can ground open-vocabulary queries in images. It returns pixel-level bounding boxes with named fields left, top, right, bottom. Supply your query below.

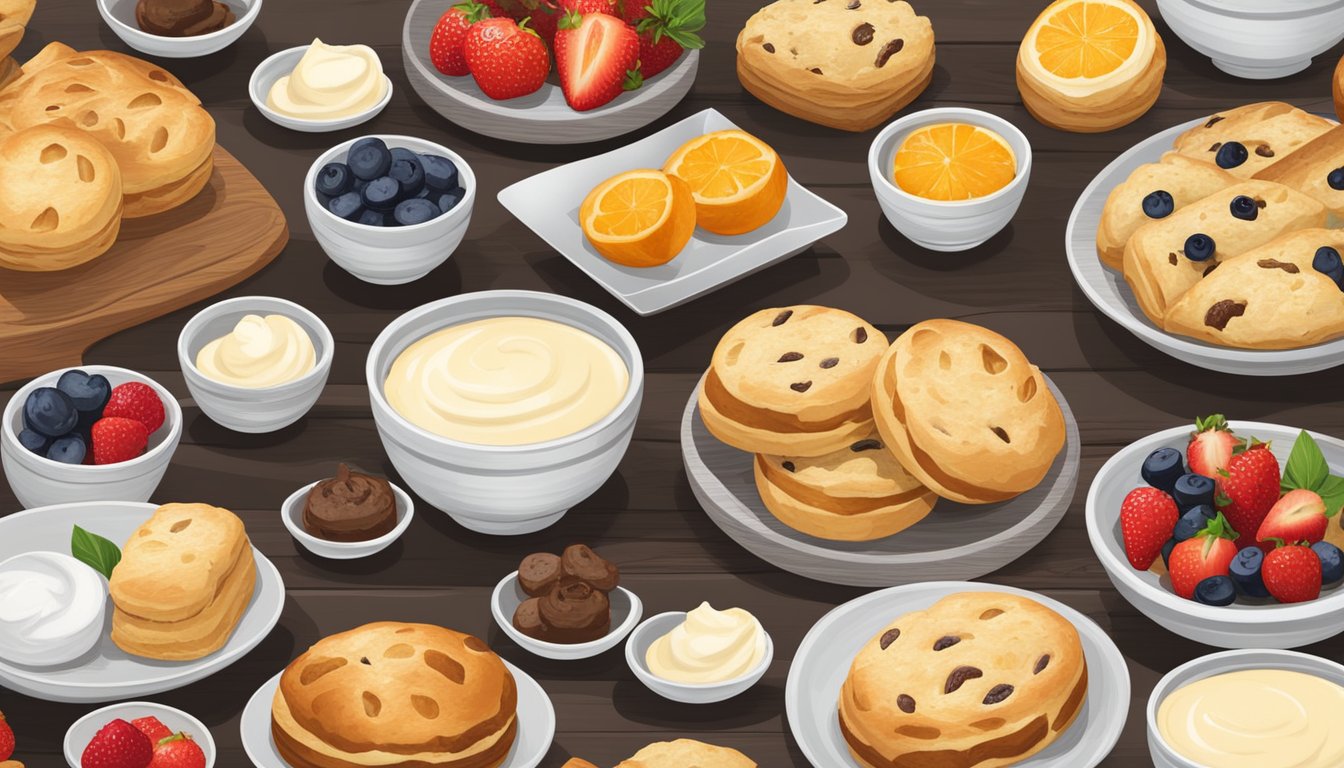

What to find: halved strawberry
left=625, top=0, right=705, bottom=79
left=1187, top=414, right=1240, bottom=478
left=1168, top=512, right=1239, bottom=600
left=554, top=10, right=642, bottom=111
left=1258, top=489, right=1330, bottom=545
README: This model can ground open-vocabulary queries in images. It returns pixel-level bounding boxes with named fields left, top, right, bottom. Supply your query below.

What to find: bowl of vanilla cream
left=367, top=290, right=644, bottom=535
left=178, top=296, right=334, bottom=433
left=249, top=39, right=392, bottom=132
left=1148, top=648, right=1344, bottom=768
left=0, top=551, right=107, bottom=668
left=626, top=602, right=773, bottom=704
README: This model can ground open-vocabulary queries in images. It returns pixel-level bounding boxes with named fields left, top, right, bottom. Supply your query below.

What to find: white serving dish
left=0, top=501, right=285, bottom=703
left=65, top=702, right=216, bottom=768
left=304, top=135, right=476, bottom=285
left=178, top=296, right=334, bottom=433
left=281, top=477, right=414, bottom=560
left=1, top=365, right=183, bottom=509
left=240, top=659, right=555, bottom=768
left=491, top=572, right=641, bottom=661
left=869, top=107, right=1032, bottom=252
left=1066, top=113, right=1344, bottom=376
left=249, top=46, right=393, bottom=133
left=625, top=610, right=773, bottom=704
left=787, top=581, right=1130, bottom=768
left=499, top=108, right=848, bottom=316
left=1087, top=421, right=1344, bottom=649
left=1155, top=0, right=1344, bottom=79
left=366, top=290, right=643, bottom=535
left=97, top=0, right=260, bottom=58
left=401, top=0, right=698, bottom=144
left=1146, top=649, right=1344, bottom=768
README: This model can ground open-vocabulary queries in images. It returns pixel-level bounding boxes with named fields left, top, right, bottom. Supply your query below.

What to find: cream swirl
left=267, top=39, right=387, bottom=121
left=196, top=314, right=317, bottom=388
left=646, top=602, right=766, bottom=684
left=0, top=552, right=107, bottom=667
left=384, top=317, right=629, bottom=446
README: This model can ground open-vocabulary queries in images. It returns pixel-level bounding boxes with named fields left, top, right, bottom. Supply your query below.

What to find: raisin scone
left=699, top=306, right=889, bottom=457
left=1255, top=125, right=1344, bottom=218
left=1096, top=152, right=1235, bottom=271
left=870, top=320, right=1065, bottom=505
left=839, top=592, right=1088, bottom=768
left=1172, top=102, right=1335, bottom=179
left=736, top=0, right=934, bottom=132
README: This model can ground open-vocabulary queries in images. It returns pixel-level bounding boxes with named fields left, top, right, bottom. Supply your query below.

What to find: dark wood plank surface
left=5, top=0, right=1344, bottom=765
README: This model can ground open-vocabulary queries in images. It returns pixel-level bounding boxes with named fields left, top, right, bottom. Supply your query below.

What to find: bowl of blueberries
left=304, top=135, right=475, bottom=285
left=0, top=366, right=182, bottom=509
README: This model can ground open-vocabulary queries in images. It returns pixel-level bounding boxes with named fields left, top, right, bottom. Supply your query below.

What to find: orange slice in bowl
left=892, top=123, right=1017, bottom=201
left=663, top=129, right=788, bottom=235
left=580, top=169, right=696, bottom=268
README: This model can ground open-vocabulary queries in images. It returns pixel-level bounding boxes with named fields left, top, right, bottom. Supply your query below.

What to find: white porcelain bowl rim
left=627, top=610, right=774, bottom=690
left=65, top=701, right=216, bottom=764
left=1163, top=0, right=1344, bottom=15
left=177, top=295, right=335, bottom=396
left=99, top=0, right=262, bottom=43
left=2, top=365, right=182, bottom=475
left=249, top=46, right=394, bottom=129
left=490, top=571, right=642, bottom=653
left=281, top=478, right=415, bottom=552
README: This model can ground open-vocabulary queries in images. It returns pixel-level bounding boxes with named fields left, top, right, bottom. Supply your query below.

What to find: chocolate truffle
left=302, top=464, right=397, bottom=542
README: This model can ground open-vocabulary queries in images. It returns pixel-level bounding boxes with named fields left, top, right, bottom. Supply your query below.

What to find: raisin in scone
left=1172, top=102, right=1335, bottom=179
left=736, top=0, right=934, bottom=132
left=1096, top=152, right=1235, bottom=271
left=839, top=592, right=1088, bottom=768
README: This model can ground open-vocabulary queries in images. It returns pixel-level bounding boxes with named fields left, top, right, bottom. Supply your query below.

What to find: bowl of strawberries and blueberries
left=429, top=0, right=705, bottom=111
left=19, top=370, right=166, bottom=466
left=1121, top=415, right=1344, bottom=607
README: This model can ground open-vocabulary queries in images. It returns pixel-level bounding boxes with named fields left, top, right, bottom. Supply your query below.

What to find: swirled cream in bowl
left=196, top=314, right=316, bottom=389
left=645, top=602, right=766, bottom=684
left=250, top=39, right=393, bottom=132
left=0, top=551, right=107, bottom=667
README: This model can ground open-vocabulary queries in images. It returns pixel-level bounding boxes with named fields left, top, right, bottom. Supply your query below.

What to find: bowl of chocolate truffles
left=281, top=463, right=415, bottom=559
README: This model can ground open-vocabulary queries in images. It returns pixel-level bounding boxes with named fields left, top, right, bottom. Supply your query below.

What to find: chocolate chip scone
left=736, top=0, right=934, bottom=132
left=839, top=592, right=1088, bottom=768
left=699, top=306, right=889, bottom=457
left=1173, top=102, right=1335, bottom=179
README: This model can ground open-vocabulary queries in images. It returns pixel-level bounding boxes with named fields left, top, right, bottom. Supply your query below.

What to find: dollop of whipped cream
left=267, top=39, right=387, bottom=121
left=646, top=602, right=766, bottom=684
left=196, top=313, right=317, bottom=388
left=0, top=551, right=107, bottom=667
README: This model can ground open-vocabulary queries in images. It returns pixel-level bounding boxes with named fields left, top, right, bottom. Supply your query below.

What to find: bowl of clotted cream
left=625, top=602, right=773, bottom=704
left=0, top=551, right=107, bottom=668
left=367, top=290, right=644, bottom=535
left=249, top=39, right=393, bottom=132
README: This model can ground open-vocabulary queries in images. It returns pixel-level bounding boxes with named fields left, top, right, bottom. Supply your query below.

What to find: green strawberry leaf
left=623, top=67, right=644, bottom=90
left=71, top=525, right=121, bottom=580
left=1200, top=511, right=1238, bottom=542
left=1283, top=430, right=1331, bottom=492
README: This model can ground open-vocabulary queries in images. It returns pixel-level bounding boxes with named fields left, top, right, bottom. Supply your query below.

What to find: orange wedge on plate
left=1024, top=0, right=1143, bottom=80
left=892, top=123, right=1017, bottom=201
left=580, top=169, right=696, bottom=268
left=663, top=129, right=788, bottom=235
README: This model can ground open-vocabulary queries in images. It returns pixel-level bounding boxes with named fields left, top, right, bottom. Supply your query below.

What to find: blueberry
left=1183, top=233, right=1217, bottom=262
left=1142, top=190, right=1174, bottom=219
left=1230, top=546, right=1270, bottom=598
left=1328, top=167, right=1344, bottom=191
left=17, top=428, right=50, bottom=455
left=357, top=209, right=391, bottom=227
left=1215, top=141, right=1248, bottom=169
left=1174, top=506, right=1213, bottom=542
left=315, top=162, right=355, bottom=198
left=327, top=191, right=364, bottom=221
left=55, top=369, right=111, bottom=414
left=1194, top=575, right=1237, bottom=606
left=437, top=186, right=466, bottom=214
left=347, top=137, right=392, bottom=181
left=23, top=387, right=78, bottom=438
left=390, top=149, right=426, bottom=197
left=1229, top=195, right=1258, bottom=222
left=1172, top=473, right=1215, bottom=511
left=362, top=176, right=402, bottom=212
left=419, top=153, right=459, bottom=192
left=1161, top=538, right=1177, bottom=569
left=1312, top=542, right=1344, bottom=585
left=393, top=198, right=442, bottom=226
left=1313, top=246, right=1344, bottom=285
left=46, top=433, right=85, bottom=465
left=1141, top=447, right=1185, bottom=493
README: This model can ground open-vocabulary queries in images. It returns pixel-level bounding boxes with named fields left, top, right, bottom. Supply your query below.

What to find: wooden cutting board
left=0, top=145, right=288, bottom=384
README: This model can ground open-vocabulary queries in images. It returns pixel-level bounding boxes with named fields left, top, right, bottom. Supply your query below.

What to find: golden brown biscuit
left=617, top=739, right=756, bottom=768
left=0, top=56, right=18, bottom=90
left=839, top=592, right=1087, bottom=768
left=1173, top=102, right=1335, bottom=178
left=1255, top=125, right=1344, bottom=218
left=562, top=761, right=600, bottom=768
left=0, top=0, right=34, bottom=62
left=1096, top=152, right=1235, bottom=271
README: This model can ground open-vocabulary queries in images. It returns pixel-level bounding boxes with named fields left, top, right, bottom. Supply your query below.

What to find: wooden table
left=6, top=1, right=1344, bottom=765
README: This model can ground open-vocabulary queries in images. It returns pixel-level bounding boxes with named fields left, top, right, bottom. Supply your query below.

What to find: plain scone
left=1095, top=152, right=1235, bottom=270
left=1172, top=102, right=1334, bottom=179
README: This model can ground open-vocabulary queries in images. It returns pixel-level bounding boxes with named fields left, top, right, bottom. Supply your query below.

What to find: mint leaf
left=71, top=525, right=121, bottom=580
left=1282, top=430, right=1331, bottom=494
left=1319, top=475, right=1344, bottom=518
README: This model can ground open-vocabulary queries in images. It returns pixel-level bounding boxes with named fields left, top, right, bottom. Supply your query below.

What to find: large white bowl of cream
left=0, top=551, right=107, bottom=667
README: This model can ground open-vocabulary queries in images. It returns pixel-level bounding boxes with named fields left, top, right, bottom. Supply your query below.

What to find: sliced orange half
left=580, top=169, right=696, bottom=268
left=892, top=123, right=1017, bottom=201
left=1025, top=0, right=1143, bottom=80
left=663, top=129, right=788, bottom=236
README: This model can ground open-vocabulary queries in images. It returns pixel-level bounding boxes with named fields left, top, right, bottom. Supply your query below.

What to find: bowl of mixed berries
left=1087, top=415, right=1344, bottom=649
left=0, top=366, right=182, bottom=508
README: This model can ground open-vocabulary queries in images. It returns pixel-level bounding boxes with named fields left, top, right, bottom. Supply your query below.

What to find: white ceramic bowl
left=281, top=476, right=414, bottom=560
left=65, top=701, right=216, bottom=768
left=625, top=611, right=773, bottom=704
left=1, top=365, right=182, bottom=508
left=1147, top=649, right=1344, bottom=767
left=490, top=571, right=642, bottom=660
left=1087, top=421, right=1344, bottom=649
left=177, top=296, right=334, bottom=434
left=367, top=290, right=643, bottom=535
left=97, top=0, right=260, bottom=58
left=1155, top=0, right=1344, bottom=80
left=304, top=135, right=476, bottom=285
left=869, top=107, right=1032, bottom=253
left=249, top=46, right=393, bottom=133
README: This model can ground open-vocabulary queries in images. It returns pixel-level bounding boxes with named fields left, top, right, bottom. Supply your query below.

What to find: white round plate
left=0, top=501, right=285, bottom=703
left=681, top=375, right=1080, bottom=587
left=786, top=581, right=1130, bottom=768
left=240, top=659, right=555, bottom=767
left=65, top=701, right=217, bottom=767
left=1065, top=113, right=1344, bottom=376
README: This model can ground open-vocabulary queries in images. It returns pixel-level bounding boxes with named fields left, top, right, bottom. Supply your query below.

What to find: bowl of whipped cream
left=626, top=602, right=773, bottom=704
left=0, top=551, right=107, bottom=668
left=250, top=39, right=393, bottom=132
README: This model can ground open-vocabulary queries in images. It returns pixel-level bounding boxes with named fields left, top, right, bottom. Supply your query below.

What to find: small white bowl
left=624, top=611, right=773, bottom=704
left=177, top=296, right=334, bottom=434
left=65, top=701, right=216, bottom=768
left=869, top=107, right=1032, bottom=252
left=1147, top=649, right=1344, bottom=767
left=490, top=571, right=642, bottom=660
left=249, top=46, right=394, bottom=133
left=1155, top=0, right=1344, bottom=80
left=366, top=290, right=644, bottom=535
left=304, top=135, right=476, bottom=285
left=281, top=476, right=413, bottom=559
left=1, top=366, right=182, bottom=509
left=97, top=0, right=260, bottom=59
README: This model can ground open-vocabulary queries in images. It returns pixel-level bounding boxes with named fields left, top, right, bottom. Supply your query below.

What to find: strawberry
left=1262, top=541, right=1323, bottom=603
left=1187, top=413, right=1240, bottom=478
left=102, top=382, right=165, bottom=434
left=463, top=17, right=551, bottom=100
left=624, top=0, right=705, bottom=79
left=429, top=1, right=494, bottom=76
left=81, top=718, right=153, bottom=768
left=90, top=417, right=149, bottom=465
left=148, top=732, right=206, bottom=768
left=1258, top=489, right=1331, bottom=545
left=1167, top=512, right=1239, bottom=599
left=554, top=10, right=642, bottom=111
left=1120, top=486, right=1179, bottom=570
left=0, top=710, right=13, bottom=761
left=1216, top=442, right=1280, bottom=548
left=130, top=716, right=171, bottom=746
left=489, top=0, right=562, bottom=43
left=560, top=0, right=620, bottom=15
